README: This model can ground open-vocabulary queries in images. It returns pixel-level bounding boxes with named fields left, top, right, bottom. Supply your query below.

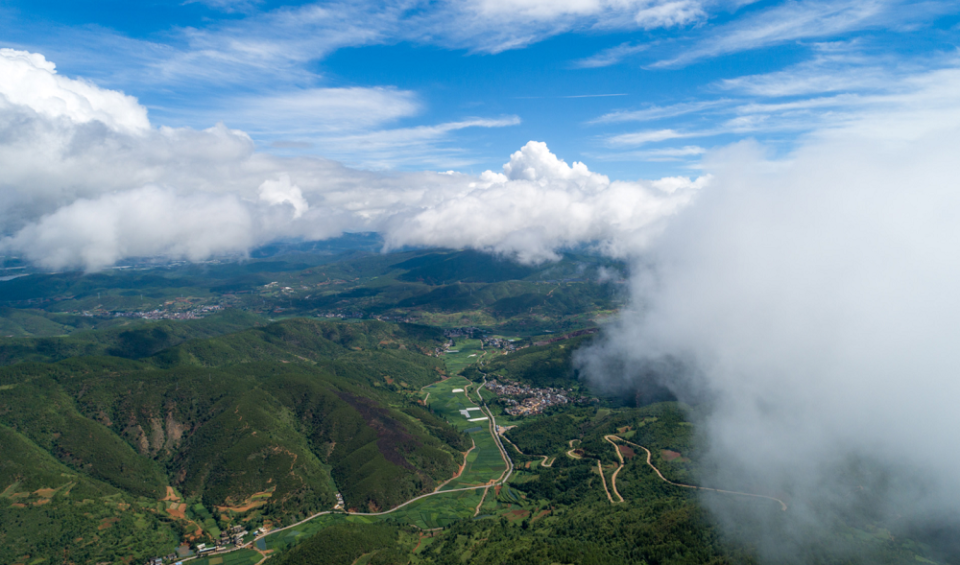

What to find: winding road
left=603, top=435, right=787, bottom=511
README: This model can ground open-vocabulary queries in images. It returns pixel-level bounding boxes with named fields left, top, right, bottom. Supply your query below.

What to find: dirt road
left=604, top=435, right=787, bottom=511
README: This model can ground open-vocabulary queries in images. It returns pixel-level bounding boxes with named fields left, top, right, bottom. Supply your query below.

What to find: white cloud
left=0, top=50, right=700, bottom=270
left=571, top=42, right=649, bottom=68
left=154, top=2, right=396, bottom=84
left=381, top=141, right=705, bottom=262
left=594, top=145, right=707, bottom=162
left=465, top=0, right=706, bottom=25
left=590, top=100, right=732, bottom=123
left=652, top=0, right=947, bottom=68
left=258, top=174, right=309, bottom=218
left=632, top=0, right=706, bottom=29
left=576, top=56, right=960, bottom=559
left=227, top=87, right=421, bottom=134
left=716, top=47, right=896, bottom=97
left=301, top=116, right=522, bottom=169
left=414, top=0, right=712, bottom=53
left=0, top=48, right=148, bottom=135
left=605, top=128, right=695, bottom=145
left=5, top=187, right=257, bottom=272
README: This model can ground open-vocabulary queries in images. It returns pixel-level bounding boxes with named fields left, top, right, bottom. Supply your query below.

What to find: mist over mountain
left=576, top=69, right=960, bottom=560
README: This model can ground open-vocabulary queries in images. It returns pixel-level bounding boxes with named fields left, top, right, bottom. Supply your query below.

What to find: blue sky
left=3, top=0, right=957, bottom=178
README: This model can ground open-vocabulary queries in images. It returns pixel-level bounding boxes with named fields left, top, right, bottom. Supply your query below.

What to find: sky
left=1, top=0, right=957, bottom=178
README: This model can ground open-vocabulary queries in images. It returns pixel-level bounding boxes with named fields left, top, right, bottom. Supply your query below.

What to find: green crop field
left=441, top=338, right=486, bottom=375
left=189, top=548, right=262, bottom=565
left=421, top=376, right=507, bottom=489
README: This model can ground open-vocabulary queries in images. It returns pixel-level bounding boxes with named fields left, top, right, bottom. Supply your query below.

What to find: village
left=483, top=378, right=580, bottom=416
left=142, top=525, right=256, bottom=565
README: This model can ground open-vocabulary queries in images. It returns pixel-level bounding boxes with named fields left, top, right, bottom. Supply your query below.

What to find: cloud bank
left=577, top=65, right=960, bottom=561
left=0, top=49, right=700, bottom=271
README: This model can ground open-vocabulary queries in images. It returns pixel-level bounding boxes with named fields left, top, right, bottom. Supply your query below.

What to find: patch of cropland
left=0, top=318, right=467, bottom=564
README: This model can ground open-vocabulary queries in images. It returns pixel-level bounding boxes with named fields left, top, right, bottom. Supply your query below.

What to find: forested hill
left=0, top=318, right=465, bottom=564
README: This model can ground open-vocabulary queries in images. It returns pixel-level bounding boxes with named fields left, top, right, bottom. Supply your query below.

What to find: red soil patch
left=412, top=533, right=427, bottom=553
left=618, top=445, right=636, bottom=459
left=166, top=503, right=187, bottom=519
left=524, top=461, right=531, bottom=469
left=617, top=426, right=632, bottom=434
left=161, top=487, right=180, bottom=502
left=217, top=499, right=265, bottom=513
left=495, top=485, right=502, bottom=496
left=216, top=490, right=272, bottom=513
left=505, top=509, right=530, bottom=520
left=11, top=503, right=26, bottom=508
left=98, top=517, right=119, bottom=530
left=531, top=509, right=551, bottom=522
left=661, top=450, right=682, bottom=461
left=383, top=376, right=394, bottom=384
left=33, top=499, right=50, bottom=506
left=33, top=488, right=57, bottom=498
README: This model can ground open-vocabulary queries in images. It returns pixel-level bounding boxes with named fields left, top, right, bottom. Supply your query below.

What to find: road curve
left=604, top=435, right=787, bottom=511
left=602, top=435, right=625, bottom=503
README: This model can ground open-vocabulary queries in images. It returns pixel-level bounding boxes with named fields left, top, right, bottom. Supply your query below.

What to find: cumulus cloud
left=6, top=187, right=255, bottom=272
left=0, top=49, right=148, bottom=134
left=382, top=141, right=705, bottom=263
left=0, top=49, right=701, bottom=271
left=576, top=62, right=960, bottom=560
left=258, top=174, right=309, bottom=218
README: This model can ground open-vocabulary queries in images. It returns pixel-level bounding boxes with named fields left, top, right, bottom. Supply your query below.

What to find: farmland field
left=442, top=338, right=486, bottom=375
left=421, top=376, right=507, bottom=488
left=189, top=548, right=262, bottom=565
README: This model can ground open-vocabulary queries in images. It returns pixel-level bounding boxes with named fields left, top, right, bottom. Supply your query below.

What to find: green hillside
left=0, top=318, right=466, bottom=564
